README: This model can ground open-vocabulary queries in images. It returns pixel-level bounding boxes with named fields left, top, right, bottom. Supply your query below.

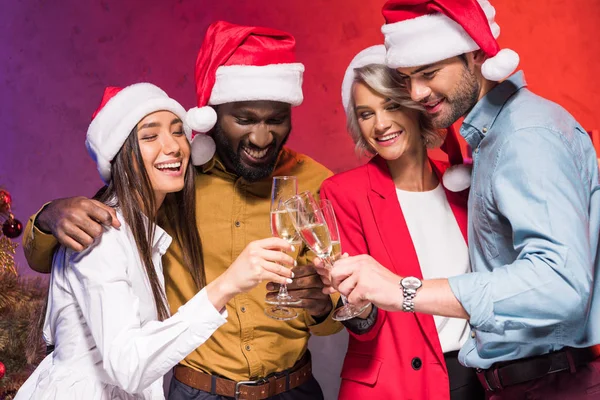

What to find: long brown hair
left=95, top=124, right=206, bottom=321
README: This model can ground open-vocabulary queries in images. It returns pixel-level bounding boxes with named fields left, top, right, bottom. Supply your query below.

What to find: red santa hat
left=381, top=0, right=519, bottom=81
left=341, top=45, right=471, bottom=191
left=86, top=83, right=214, bottom=183
left=186, top=21, right=304, bottom=138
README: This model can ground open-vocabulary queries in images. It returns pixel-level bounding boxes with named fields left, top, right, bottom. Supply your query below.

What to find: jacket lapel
left=366, top=156, right=446, bottom=368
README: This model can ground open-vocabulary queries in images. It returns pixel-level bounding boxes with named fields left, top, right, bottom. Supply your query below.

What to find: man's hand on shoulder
left=36, top=196, right=120, bottom=252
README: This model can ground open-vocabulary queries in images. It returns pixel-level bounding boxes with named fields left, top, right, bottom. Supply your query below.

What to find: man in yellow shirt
left=23, top=21, right=341, bottom=400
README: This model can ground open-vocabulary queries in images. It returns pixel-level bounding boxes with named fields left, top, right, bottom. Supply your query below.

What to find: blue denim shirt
left=448, top=71, right=600, bottom=369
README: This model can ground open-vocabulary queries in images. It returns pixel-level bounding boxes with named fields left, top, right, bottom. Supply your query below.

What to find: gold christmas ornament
left=0, top=236, right=17, bottom=276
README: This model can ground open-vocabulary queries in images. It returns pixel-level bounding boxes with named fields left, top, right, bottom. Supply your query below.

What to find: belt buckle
left=234, top=377, right=268, bottom=399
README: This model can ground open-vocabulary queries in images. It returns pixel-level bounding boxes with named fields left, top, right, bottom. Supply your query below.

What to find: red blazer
left=321, top=156, right=469, bottom=400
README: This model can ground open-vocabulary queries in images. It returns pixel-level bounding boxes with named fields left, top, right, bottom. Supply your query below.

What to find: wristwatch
left=400, top=276, right=422, bottom=312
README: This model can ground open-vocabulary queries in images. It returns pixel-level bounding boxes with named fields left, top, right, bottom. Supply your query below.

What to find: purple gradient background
left=2, top=1, right=599, bottom=397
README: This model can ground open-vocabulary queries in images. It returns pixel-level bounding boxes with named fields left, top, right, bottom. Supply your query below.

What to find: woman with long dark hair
left=17, top=83, right=295, bottom=400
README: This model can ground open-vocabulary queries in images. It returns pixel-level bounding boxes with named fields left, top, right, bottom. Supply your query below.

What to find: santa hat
left=381, top=0, right=519, bottom=81
left=186, top=21, right=304, bottom=136
left=86, top=83, right=215, bottom=184
left=341, top=45, right=387, bottom=113
left=341, top=45, right=471, bottom=191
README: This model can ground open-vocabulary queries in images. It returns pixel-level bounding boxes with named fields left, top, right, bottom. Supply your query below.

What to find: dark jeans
left=445, top=350, right=486, bottom=400
left=168, top=374, right=324, bottom=400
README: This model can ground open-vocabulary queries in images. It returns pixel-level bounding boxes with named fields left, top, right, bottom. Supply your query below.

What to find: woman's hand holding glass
left=208, top=238, right=295, bottom=312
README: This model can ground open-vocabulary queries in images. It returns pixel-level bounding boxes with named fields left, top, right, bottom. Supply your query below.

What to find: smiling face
left=136, top=110, right=190, bottom=205
left=396, top=55, right=480, bottom=129
left=353, top=81, right=423, bottom=162
left=212, top=100, right=292, bottom=182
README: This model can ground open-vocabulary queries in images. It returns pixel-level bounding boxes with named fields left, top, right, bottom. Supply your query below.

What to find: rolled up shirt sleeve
left=23, top=203, right=59, bottom=274
left=449, top=127, right=594, bottom=341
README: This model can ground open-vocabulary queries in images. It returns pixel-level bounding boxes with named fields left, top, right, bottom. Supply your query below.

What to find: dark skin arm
left=25, top=196, right=120, bottom=273
left=35, top=196, right=121, bottom=252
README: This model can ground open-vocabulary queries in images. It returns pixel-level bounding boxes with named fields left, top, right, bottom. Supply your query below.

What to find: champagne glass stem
left=278, top=282, right=290, bottom=299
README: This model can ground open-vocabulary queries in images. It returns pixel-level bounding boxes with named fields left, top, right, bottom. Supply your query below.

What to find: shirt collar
left=460, top=70, right=527, bottom=149
left=153, top=223, right=172, bottom=256
left=115, top=209, right=172, bottom=256
left=201, top=155, right=223, bottom=174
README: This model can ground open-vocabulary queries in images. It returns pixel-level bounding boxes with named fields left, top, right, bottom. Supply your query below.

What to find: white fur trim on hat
left=381, top=0, right=514, bottom=77
left=186, top=106, right=218, bottom=133
left=190, top=133, right=216, bottom=166
left=209, top=63, right=304, bottom=106
left=86, top=83, right=191, bottom=184
left=341, top=45, right=386, bottom=113
left=383, top=13, right=494, bottom=69
left=442, top=164, right=472, bottom=192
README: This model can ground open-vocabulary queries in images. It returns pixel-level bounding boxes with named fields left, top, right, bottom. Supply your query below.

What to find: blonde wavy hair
left=345, top=64, right=445, bottom=156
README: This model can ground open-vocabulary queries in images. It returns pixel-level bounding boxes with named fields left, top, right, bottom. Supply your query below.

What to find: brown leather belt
left=173, top=353, right=312, bottom=399
left=476, top=346, right=598, bottom=392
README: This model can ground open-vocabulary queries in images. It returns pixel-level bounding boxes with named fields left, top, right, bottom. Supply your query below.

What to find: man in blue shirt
left=321, top=0, right=600, bottom=398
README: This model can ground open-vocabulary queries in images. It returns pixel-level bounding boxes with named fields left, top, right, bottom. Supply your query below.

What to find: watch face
left=402, top=276, right=422, bottom=290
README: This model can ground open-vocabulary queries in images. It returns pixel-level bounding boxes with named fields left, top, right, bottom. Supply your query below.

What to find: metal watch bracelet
left=400, top=276, right=422, bottom=312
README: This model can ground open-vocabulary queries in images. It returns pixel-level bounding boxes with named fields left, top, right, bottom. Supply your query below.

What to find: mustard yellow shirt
left=23, top=147, right=342, bottom=381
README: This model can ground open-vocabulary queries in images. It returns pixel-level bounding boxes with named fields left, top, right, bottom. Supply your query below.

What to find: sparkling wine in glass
left=264, top=176, right=302, bottom=321
left=319, top=199, right=370, bottom=321
left=284, top=192, right=370, bottom=321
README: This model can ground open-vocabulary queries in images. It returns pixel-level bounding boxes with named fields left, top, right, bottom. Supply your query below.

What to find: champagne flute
left=284, top=192, right=370, bottom=321
left=319, top=199, right=370, bottom=321
left=264, top=176, right=302, bottom=321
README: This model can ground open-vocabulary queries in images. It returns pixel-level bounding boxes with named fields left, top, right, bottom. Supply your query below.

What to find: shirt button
left=471, top=331, right=476, bottom=338
left=245, top=345, right=251, bottom=351
left=482, top=127, right=488, bottom=133
left=240, top=306, right=246, bottom=313
left=234, top=221, right=241, bottom=227
left=411, top=357, right=422, bottom=370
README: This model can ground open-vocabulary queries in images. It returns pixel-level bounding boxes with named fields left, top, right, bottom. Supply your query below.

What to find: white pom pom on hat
left=481, top=48, right=520, bottom=81
left=186, top=106, right=218, bottom=133
left=440, top=125, right=472, bottom=192
left=190, top=133, right=216, bottom=166
left=442, top=164, right=472, bottom=192
left=184, top=107, right=217, bottom=166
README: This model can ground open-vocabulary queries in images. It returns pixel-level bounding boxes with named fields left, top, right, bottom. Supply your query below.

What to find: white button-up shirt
left=17, top=212, right=227, bottom=400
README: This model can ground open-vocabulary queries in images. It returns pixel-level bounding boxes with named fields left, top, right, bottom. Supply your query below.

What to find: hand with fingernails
left=35, top=196, right=121, bottom=253
left=206, top=238, right=297, bottom=311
